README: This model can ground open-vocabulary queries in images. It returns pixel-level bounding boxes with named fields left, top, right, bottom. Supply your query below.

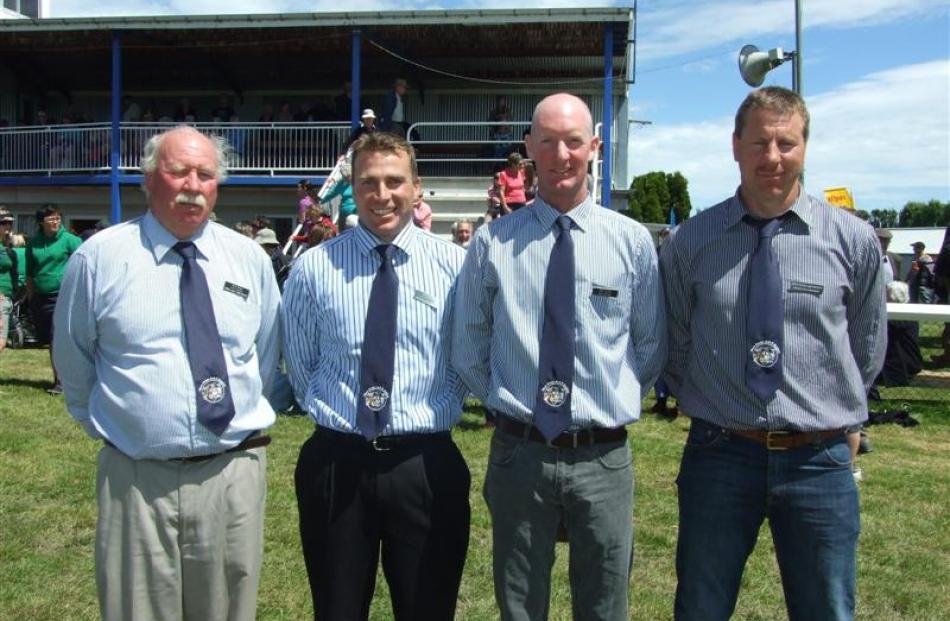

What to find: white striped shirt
left=660, top=189, right=887, bottom=431
left=451, top=196, right=666, bottom=429
left=282, top=223, right=467, bottom=435
left=53, top=212, right=281, bottom=459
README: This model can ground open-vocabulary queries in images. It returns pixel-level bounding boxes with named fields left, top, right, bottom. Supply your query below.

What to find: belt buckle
left=766, top=430, right=790, bottom=451
left=371, top=437, right=391, bottom=452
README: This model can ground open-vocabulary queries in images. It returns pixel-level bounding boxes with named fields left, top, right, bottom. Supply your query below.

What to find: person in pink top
left=413, top=189, right=433, bottom=231
left=496, top=152, right=527, bottom=215
left=297, top=179, right=314, bottom=224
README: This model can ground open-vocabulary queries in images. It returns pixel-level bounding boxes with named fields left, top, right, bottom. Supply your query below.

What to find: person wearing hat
left=255, top=227, right=292, bottom=292
left=0, top=207, right=18, bottom=355
left=342, top=108, right=378, bottom=153
left=875, top=228, right=902, bottom=282
left=906, top=241, right=936, bottom=303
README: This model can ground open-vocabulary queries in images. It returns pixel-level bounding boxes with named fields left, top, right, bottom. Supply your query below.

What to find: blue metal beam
left=110, top=31, right=122, bottom=224
left=351, top=29, right=362, bottom=131
left=601, top=22, right=614, bottom=209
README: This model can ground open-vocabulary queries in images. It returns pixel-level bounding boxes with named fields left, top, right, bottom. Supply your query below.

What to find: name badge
left=413, top=289, right=437, bottom=308
left=592, top=287, right=619, bottom=298
left=788, top=281, right=823, bottom=296
left=224, top=282, right=250, bottom=300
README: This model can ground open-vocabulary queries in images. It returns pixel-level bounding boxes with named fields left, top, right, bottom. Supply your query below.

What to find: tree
left=626, top=171, right=692, bottom=224
left=899, top=200, right=950, bottom=227
left=869, top=209, right=899, bottom=228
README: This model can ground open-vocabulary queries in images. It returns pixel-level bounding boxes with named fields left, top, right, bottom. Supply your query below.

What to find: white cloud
left=638, top=0, right=949, bottom=63
left=630, top=59, right=950, bottom=212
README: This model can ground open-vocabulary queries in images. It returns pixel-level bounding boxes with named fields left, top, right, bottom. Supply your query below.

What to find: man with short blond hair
left=54, top=126, right=281, bottom=621
left=452, top=93, right=665, bottom=620
left=661, top=86, right=886, bottom=621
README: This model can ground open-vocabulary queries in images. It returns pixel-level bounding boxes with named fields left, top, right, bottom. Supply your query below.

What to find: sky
left=48, top=0, right=950, bottom=214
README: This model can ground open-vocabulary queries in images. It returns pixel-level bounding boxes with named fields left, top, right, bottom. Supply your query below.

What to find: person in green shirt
left=0, top=207, right=19, bottom=355
left=25, top=204, right=81, bottom=393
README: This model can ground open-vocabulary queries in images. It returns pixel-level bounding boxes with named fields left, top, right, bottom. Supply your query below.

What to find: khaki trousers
left=95, top=444, right=267, bottom=621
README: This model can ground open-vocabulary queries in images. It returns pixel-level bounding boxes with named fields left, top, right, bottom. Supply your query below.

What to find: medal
left=362, top=386, right=390, bottom=412
left=198, top=376, right=227, bottom=404
left=540, top=380, right=570, bottom=408
left=750, top=341, right=781, bottom=368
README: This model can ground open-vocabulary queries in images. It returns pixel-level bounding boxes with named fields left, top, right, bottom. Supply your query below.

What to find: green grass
left=1, top=348, right=948, bottom=620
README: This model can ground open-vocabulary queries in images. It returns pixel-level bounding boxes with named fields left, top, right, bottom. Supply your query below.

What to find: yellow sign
left=824, top=187, right=855, bottom=210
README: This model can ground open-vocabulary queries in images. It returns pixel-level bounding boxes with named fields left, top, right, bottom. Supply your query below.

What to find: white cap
left=361, top=108, right=376, bottom=119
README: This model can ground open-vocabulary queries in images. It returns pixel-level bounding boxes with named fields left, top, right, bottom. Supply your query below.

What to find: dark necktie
left=357, top=244, right=399, bottom=439
left=745, top=217, right=784, bottom=401
left=533, top=215, right=575, bottom=441
left=172, top=241, right=236, bottom=436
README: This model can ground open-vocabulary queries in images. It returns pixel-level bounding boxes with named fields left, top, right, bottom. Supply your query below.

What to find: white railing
left=408, top=120, right=531, bottom=161
left=0, top=122, right=352, bottom=175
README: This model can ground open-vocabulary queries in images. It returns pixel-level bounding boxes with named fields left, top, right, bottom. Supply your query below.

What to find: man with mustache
left=54, top=126, right=282, bottom=621
left=660, top=87, right=887, bottom=621
left=452, top=93, right=665, bottom=620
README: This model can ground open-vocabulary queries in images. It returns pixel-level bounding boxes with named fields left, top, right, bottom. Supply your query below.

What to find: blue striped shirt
left=451, top=197, right=666, bottom=429
left=660, top=190, right=887, bottom=431
left=53, top=212, right=282, bottom=459
left=282, top=223, right=467, bottom=435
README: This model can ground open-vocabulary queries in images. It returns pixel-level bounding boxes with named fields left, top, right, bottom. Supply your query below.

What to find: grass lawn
left=1, top=348, right=948, bottom=620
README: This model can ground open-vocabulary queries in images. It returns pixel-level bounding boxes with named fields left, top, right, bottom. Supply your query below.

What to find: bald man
left=54, top=127, right=281, bottom=621
left=452, top=93, right=665, bottom=620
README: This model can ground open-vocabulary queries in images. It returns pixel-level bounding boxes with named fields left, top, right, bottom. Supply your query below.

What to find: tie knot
left=173, top=241, right=197, bottom=261
left=375, top=244, right=396, bottom=263
left=556, top=215, right=572, bottom=232
left=745, top=216, right=781, bottom=239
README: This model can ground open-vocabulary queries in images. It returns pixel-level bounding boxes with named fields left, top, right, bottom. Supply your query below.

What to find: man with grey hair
left=661, top=86, right=886, bottom=620
left=451, top=218, right=474, bottom=248
left=54, top=126, right=281, bottom=621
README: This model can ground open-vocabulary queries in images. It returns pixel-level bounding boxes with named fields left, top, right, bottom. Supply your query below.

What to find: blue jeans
left=675, top=418, right=859, bottom=621
left=484, top=427, right=634, bottom=621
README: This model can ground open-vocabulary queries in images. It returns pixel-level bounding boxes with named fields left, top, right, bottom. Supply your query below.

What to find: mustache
left=175, top=193, right=208, bottom=207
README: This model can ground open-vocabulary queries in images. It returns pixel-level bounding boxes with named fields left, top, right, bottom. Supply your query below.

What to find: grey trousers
left=484, top=428, right=634, bottom=621
left=95, top=444, right=267, bottom=621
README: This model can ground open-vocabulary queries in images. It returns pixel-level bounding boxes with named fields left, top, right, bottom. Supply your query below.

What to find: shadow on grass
left=0, top=377, right=53, bottom=391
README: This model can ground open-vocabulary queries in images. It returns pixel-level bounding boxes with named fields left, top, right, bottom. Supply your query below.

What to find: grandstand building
left=0, top=7, right=635, bottom=240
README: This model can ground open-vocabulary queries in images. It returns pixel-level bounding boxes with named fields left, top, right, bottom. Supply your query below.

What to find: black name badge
left=592, top=287, right=619, bottom=298
left=224, top=282, right=250, bottom=300
left=788, top=281, right=823, bottom=296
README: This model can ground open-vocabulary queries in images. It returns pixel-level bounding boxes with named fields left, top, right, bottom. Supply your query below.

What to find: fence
left=0, top=122, right=353, bottom=175
left=876, top=305, right=949, bottom=407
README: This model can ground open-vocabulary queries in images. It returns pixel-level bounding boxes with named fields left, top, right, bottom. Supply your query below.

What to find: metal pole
left=109, top=31, right=122, bottom=224
left=794, top=0, right=803, bottom=96
left=601, top=23, right=614, bottom=208
left=351, top=30, right=361, bottom=131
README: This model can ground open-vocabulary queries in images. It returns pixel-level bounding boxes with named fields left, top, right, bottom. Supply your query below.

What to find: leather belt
left=317, top=426, right=451, bottom=452
left=730, top=428, right=846, bottom=451
left=105, top=432, right=271, bottom=463
left=495, top=416, right=627, bottom=449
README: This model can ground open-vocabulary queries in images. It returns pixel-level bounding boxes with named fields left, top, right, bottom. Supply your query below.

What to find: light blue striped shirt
left=660, top=189, right=887, bottom=431
left=451, top=197, right=666, bottom=429
left=53, top=212, right=282, bottom=459
left=282, top=222, right=467, bottom=435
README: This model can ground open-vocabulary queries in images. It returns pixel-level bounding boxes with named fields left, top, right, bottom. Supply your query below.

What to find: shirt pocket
left=582, top=274, right=633, bottom=347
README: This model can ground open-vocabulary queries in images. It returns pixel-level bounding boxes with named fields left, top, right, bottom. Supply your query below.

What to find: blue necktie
left=357, top=244, right=399, bottom=440
left=745, top=217, right=784, bottom=401
left=533, top=215, right=575, bottom=441
left=173, top=241, right=236, bottom=436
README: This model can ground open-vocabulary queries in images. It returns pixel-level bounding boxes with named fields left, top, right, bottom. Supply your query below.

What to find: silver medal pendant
left=362, top=386, right=390, bottom=412
left=541, top=380, right=570, bottom=408
left=199, top=376, right=227, bottom=404
left=750, top=340, right=781, bottom=368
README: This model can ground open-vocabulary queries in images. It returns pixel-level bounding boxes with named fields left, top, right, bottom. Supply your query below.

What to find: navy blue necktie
left=173, top=241, right=235, bottom=436
left=357, top=244, right=399, bottom=440
left=745, top=217, right=784, bottom=401
left=533, top=215, right=575, bottom=441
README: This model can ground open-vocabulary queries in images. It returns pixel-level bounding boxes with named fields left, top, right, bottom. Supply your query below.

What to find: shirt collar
left=143, top=211, right=217, bottom=264
left=531, top=194, right=594, bottom=233
left=352, top=220, right=419, bottom=259
left=726, top=186, right=814, bottom=230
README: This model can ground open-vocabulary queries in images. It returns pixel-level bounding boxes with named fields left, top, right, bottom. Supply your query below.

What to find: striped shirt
left=283, top=222, right=467, bottom=435
left=451, top=196, right=666, bottom=429
left=53, top=212, right=281, bottom=459
left=660, top=189, right=887, bottom=432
